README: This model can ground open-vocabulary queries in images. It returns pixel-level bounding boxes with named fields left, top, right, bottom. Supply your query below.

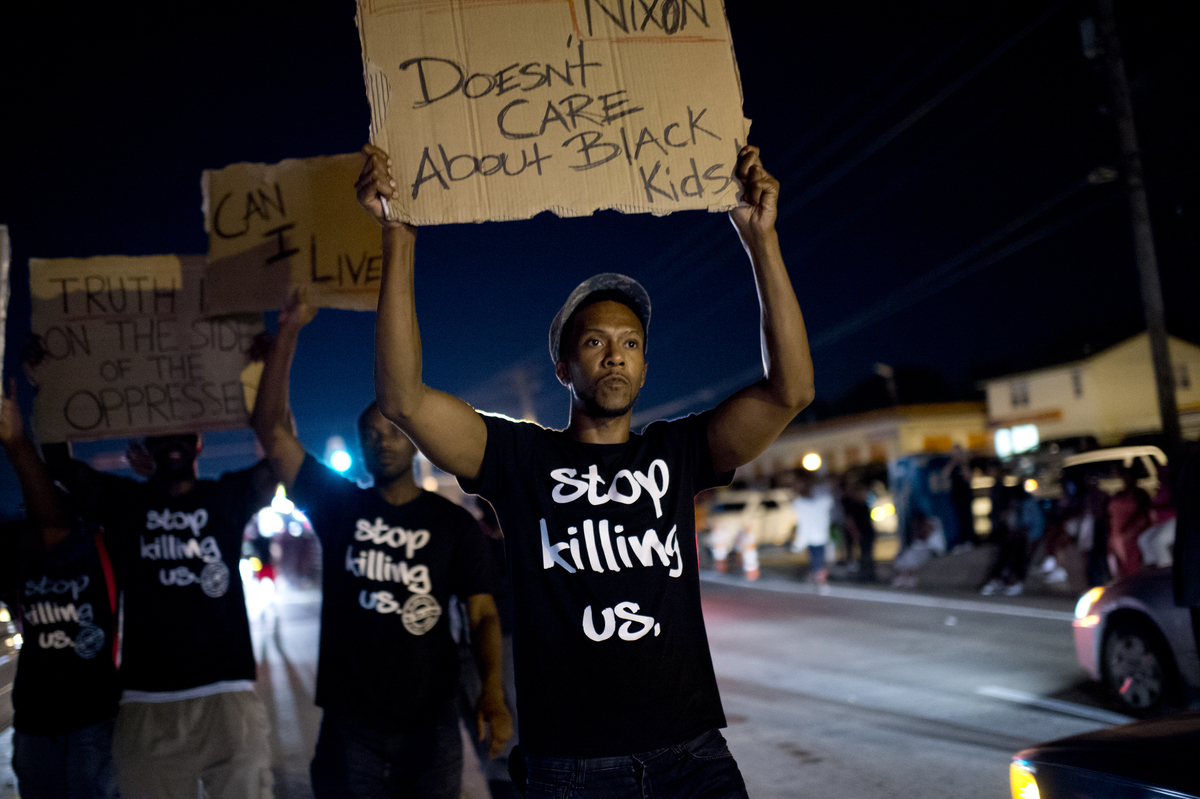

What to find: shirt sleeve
left=457, top=413, right=529, bottom=502
left=290, top=453, right=356, bottom=542
left=654, top=411, right=734, bottom=493
left=447, top=506, right=498, bottom=599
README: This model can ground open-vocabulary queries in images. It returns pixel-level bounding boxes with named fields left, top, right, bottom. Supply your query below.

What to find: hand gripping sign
left=356, top=0, right=751, bottom=225
left=27, top=254, right=264, bottom=443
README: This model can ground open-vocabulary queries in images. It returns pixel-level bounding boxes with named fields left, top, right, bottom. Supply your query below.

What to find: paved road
left=1, top=575, right=1130, bottom=799
left=701, top=574, right=1126, bottom=799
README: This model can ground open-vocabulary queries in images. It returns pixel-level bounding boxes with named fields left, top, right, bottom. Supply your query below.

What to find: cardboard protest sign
left=201, top=153, right=383, bottom=314
left=27, top=255, right=264, bottom=443
left=356, top=0, right=750, bottom=225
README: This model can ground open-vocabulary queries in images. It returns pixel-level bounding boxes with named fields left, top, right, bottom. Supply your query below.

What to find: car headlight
left=1074, top=586, right=1104, bottom=627
left=1009, top=760, right=1039, bottom=799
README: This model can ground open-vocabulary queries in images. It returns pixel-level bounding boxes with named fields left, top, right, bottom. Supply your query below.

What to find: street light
left=801, top=453, right=822, bottom=471
left=325, top=435, right=352, bottom=472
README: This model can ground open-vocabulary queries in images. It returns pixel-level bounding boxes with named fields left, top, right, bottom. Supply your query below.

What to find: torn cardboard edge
left=357, top=0, right=751, bottom=226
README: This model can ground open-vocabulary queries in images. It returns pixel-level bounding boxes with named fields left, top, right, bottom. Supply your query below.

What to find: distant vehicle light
left=1024, top=479, right=1038, bottom=493
left=257, top=508, right=284, bottom=536
left=422, top=475, right=439, bottom=492
left=1009, top=759, right=1039, bottom=799
left=11, top=633, right=22, bottom=649
left=271, top=484, right=295, bottom=514
left=288, top=521, right=303, bottom=537
left=249, top=556, right=263, bottom=572
left=1075, top=586, right=1105, bottom=620
left=870, top=503, right=895, bottom=522
left=801, top=453, right=822, bottom=471
left=331, top=451, right=352, bottom=472
left=0, top=607, right=9, bottom=623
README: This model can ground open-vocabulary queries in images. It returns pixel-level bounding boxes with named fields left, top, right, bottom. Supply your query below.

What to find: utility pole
left=1089, top=0, right=1182, bottom=451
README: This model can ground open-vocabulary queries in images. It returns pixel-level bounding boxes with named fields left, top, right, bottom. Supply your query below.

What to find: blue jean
left=523, top=729, right=748, bottom=799
left=310, top=708, right=463, bottom=799
left=12, top=717, right=118, bottom=799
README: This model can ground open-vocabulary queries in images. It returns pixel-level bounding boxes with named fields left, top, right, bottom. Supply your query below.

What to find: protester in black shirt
left=2, top=381, right=119, bottom=799
left=250, top=292, right=510, bottom=799
left=361, top=142, right=813, bottom=797
left=43, top=423, right=276, bottom=797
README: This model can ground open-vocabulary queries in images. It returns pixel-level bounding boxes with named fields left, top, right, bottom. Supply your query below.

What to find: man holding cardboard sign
left=249, top=291, right=511, bottom=799
left=42, top=433, right=277, bottom=798
left=362, top=141, right=813, bottom=797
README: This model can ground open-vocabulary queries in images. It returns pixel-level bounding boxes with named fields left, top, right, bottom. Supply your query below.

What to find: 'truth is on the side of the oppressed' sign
left=27, top=255, right=264, bottom=443
left=357, top=0, right=750, bottom=225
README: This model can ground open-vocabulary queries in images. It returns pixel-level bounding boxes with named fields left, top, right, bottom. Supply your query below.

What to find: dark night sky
left=2, top=0, right=1197, bottom=499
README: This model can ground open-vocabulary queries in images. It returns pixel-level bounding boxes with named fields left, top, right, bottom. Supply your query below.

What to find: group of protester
left=981, top=458, right=1176, bottom=596
left=1, top=142, right=813, bottom=798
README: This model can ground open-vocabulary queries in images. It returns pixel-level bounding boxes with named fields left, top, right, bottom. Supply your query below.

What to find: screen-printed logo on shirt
left=23, top=574, right=107, bottom=658
left=347, top=517, right=438, bottom=625
left=541, top=459, right=684, bottom=644
left=140, top=507, right=229, bottom=597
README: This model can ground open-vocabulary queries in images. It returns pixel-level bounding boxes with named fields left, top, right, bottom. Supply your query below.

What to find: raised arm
left=358, top=144, right=488, bottom=480
left=249, top=291, right=316, bottom=489
left=0, top=380, right=70, bottom=548
left=708, top=146, right=815, bottom=474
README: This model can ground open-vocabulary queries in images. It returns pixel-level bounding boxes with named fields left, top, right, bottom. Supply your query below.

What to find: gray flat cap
left=548, top=273, right=651, bottom=364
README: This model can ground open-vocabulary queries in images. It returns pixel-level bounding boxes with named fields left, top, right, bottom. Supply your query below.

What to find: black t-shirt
left=459, top=412, right=733, bottom=757
left=76, top=463, right=271, bottom=692
left=292, top=455, right=495, bottom=731
left=0, top=521, right=120, bottom=735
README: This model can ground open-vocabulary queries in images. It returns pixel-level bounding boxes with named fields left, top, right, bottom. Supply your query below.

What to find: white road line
left=976, top=686, right=1133, bottom=725
left=700, top=572, right=1076, bottom=622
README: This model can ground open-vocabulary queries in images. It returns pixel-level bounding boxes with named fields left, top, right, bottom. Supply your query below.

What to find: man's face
left=144, top=434, right=200, bottom=480
left=555, top=300, right=648, bottom=418
left=358, top=407, right=417, bottom=481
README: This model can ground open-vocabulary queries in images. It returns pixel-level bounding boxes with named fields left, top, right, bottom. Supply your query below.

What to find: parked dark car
left=1010, top=710, right=1200, bottom=798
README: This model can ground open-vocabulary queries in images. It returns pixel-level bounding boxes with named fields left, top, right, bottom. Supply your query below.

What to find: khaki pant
left=114, top=690, right=273, bottom=799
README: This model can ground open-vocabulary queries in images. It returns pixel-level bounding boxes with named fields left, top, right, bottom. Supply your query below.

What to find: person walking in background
left=981, top=482, right=1042, bottom=596
left=792, top=473, right=834, bottom=585
left=943, top=445, right=978, bottom=550
left=1, top=382, right=120, bottom=799
left=841, top=478, right=876, bottom=582
left=250, top=291, right=511, bottom=799
left=1108, top=466, right=1151, bottom=579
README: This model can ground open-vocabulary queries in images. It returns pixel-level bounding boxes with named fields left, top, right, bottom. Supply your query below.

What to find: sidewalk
left=707, top=543, right=1082, bottom=614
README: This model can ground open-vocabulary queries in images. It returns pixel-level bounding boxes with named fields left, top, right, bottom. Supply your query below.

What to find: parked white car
left=706, top=488, right=797, bottom=552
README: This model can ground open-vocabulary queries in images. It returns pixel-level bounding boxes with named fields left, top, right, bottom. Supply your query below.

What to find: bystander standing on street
left=792, top=474, right=834, bottom=585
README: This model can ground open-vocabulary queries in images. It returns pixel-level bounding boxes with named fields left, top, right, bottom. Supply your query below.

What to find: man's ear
left=639, top=361, right=648, bottom=389
left=554, top=360, right=570, bottom=388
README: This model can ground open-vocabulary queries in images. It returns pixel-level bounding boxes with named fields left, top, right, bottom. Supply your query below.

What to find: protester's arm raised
left=359, top=145, right=488, bottom=480
left=0, top=381, right=71, bottom=548
left=249, top=291, right=315, bottom=489
left=708, top=146, right=815, bottom=474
